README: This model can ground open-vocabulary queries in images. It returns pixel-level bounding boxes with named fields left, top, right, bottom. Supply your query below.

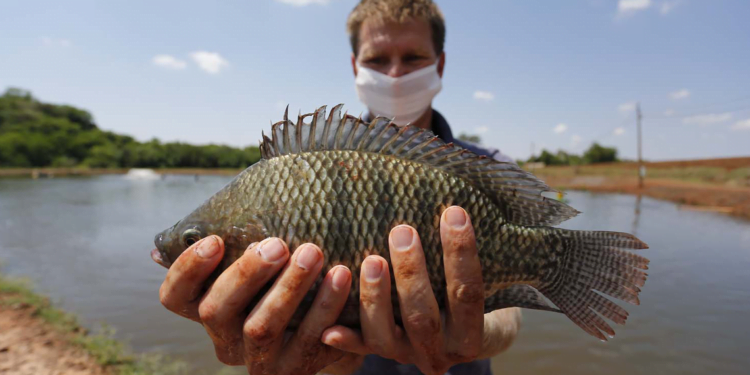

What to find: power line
left=648, top=105, right=750, bottom=120
left=588, top=115, right=634, bottom=142
left=647, top=95, right=750, bottom=120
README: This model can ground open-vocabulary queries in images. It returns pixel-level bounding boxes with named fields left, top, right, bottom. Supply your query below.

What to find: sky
left=1, top=0, right=749, bottom=161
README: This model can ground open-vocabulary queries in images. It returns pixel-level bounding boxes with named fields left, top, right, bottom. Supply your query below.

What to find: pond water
left=1, top=175, right=749, bottom=374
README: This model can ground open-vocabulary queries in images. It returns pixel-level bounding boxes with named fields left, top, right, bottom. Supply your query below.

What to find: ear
left=437, top=52, right=446, bottom=78
left=351, top=54, right=358, bottom=77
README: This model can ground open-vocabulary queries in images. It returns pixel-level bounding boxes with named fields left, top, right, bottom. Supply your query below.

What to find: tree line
left=527, top=143, right=619, bottom=166
left=458, top=132, right=620, bottom=166
left=0, top=88, right=260, bottom=168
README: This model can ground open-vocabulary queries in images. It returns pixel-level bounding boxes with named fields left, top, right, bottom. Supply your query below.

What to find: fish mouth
left=151, top=248, right=171, bottom=268
left=152, top=232, right=172, bottom=268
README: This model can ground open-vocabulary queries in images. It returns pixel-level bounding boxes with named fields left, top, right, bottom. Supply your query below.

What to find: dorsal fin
left=261, top=105, right=579, bottom=226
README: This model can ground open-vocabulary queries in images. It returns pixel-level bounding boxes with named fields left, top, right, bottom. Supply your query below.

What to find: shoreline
left=1, top=157, right=748, bottom=221
left=0, top=273, right=186, bottom=375
left=0, top=167, right=242, bottom=178
left=538, top=175, right=750, bottom=221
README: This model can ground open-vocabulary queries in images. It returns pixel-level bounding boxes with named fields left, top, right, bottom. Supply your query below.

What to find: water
left=0, top=176, right=749, bottom=374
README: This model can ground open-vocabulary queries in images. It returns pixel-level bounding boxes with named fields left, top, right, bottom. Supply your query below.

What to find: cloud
left=41, top=37, right=71, bottom=47
left=275, top=0, right=330, bottom=6
left=664, top=109, right=675, bottom=116
left=553, top=123, right=568, bottom=134
left=571, top=135, right=583, bottom=148
left=190, top=51, right=229, bottom=74
left=669, top=89, right=690, bottom=100
left=682, top=113, right=732, bottom=126
left=152, top=55, right=187, bottom=70
left=732, top=119, right=750, bottom=131
left=614, top=127, right=626, bottom=136
left=618, top=0, right=652, bottom=15
left=475, top=126, right=489, bottom=134
left=618, top=102, right=637, bottom=113
left=473, top=91, right=494, bottom=101
left=660, top=0, right=682, bottom=14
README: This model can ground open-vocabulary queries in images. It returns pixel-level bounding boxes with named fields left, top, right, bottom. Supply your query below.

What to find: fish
left=153, top=104, right=649, bottom=341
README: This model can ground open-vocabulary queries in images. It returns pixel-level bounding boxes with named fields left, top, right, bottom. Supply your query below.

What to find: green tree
left=0, top=88, right=271, bottom=169
left=457, top=133, right=482, bottom=144
left=583, top=142, right=618, bottom=164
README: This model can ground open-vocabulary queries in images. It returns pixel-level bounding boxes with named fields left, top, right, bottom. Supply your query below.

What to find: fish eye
left=181, top=228, right=202, bottom=247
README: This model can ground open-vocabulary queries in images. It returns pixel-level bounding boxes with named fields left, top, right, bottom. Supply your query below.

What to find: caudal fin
left=540, top=229, right=649, bottom=341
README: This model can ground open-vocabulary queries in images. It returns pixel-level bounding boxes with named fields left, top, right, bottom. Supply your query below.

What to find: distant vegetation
left=0, top=88, right=260, bottom=168
left=527, top=143, right=619, bottom=166
left=457, top=132, right=620, bottom=166
left=457, top=133, right=482, bottom=144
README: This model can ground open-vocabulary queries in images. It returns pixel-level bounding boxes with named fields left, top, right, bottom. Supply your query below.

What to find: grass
left=532, top=164, right=750, bottom=187
left=0, top=273, right=189, bottom=375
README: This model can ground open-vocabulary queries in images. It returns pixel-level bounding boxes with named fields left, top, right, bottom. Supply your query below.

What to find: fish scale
left=154, top=104, right=649, bottom=341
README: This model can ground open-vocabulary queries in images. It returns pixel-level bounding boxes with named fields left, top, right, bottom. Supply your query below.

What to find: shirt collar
left=363, top=109, right=454, bottom=142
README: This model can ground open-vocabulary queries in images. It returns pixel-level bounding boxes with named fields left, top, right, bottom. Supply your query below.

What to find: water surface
left=1, top=176, right=748, bottom=374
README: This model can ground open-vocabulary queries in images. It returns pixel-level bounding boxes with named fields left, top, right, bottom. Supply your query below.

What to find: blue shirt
left=349, top=109, right=501, bottom=375
left=429, top=109, right=514, bottom=164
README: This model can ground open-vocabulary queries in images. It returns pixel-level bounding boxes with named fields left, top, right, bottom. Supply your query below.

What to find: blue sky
left=1, top=0, right=749, bottom=161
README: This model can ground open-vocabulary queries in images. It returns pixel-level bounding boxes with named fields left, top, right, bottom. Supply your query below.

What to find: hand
left=320, top=206, right=520, bottom=375
left=156, top=236, right=353, bottom=374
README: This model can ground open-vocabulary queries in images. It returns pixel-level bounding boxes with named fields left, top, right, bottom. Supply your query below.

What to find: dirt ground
left=0, top=301, right=110, bottom=375
left=540, top=175, right=750, bottom=220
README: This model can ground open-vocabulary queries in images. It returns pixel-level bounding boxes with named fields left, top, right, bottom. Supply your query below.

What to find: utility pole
left=637, top=102, right=644, bottom=188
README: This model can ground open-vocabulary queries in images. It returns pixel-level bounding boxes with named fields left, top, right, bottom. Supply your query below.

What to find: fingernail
left=331, top=266, right=351, bottom=291
left=296, top=244, right=322, bottom=270
left=257, top=238, right=286, bottom=263
left=445, top=206, right=467, bottom=228
left=362, top=257, right=382, bottom=282
left=391, top=226, right=414, bottom=251
left=195, top=236, right=219, bottom=259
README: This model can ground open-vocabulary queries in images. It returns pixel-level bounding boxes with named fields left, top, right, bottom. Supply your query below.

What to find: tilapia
left=153, top=105, right=649, bottom=341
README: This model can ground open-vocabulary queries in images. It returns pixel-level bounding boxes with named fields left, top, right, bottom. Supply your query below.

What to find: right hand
left=156, top=235, right=353, bottom=374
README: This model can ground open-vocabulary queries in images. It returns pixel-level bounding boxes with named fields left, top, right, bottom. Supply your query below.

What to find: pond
left=1, top=175, right=748, bottom=374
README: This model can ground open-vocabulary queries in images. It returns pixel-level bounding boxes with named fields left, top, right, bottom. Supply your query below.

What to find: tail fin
left=540, top=229, right=649, bottom=341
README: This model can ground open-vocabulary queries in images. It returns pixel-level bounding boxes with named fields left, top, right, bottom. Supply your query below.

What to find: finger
left=159, top=235, right=224, bottom=322
left=321, top=326, right=369, bottom=356
left=388, top=225, right=444, bottom=362
left=280, top=265, right=353, bottom=374
left=242, top=243, right=324, bottom=369
left=359, top=255, right=403, bottom=359
left=441, top=206, right=484, bottom=360
left=198, top=238, right=289, bottom=365
left=481, top=308, right=521, bottom=357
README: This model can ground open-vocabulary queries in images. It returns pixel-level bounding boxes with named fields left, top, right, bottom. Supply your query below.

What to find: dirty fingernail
left=296, top=244, right=322, bottom=270
left=362, top=257, right=383, bottom=282
left=391, top=226, right=414, bottom=251
left=258, top=238, right=286, bottom=263
left=445, top=206, right=467, bottom=228
left=331, top=266, right=351, bottom=291
left=195, top=236, right=219, bottom=259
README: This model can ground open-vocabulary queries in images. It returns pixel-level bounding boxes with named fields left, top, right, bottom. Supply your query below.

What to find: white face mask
left=354, top=62, right=442, bottom=125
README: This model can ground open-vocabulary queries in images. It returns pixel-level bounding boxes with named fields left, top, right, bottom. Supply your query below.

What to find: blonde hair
left=346, top=0, right=446, bottom=56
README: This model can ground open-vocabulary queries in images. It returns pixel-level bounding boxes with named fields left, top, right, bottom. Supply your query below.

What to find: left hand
left=320, top=206, right=493, bottom=375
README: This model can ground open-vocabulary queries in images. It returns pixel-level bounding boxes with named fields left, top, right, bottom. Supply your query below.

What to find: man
left=155, top=1, right=520, bottom=374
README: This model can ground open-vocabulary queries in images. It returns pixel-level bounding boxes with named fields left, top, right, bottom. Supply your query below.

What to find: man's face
left=352, top=18, right=445, bottom=78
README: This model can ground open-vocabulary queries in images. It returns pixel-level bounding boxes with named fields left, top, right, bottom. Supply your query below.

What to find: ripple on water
left=1, top=180, right=749, bottom=374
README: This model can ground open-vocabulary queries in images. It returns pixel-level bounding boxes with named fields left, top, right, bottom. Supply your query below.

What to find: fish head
left=152, top=198, right=266, bottom=268
left=152, top=218, right=214, bottom=268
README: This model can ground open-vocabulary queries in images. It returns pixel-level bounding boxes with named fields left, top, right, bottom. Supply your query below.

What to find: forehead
left=357, top=17, right=435, bottom=56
